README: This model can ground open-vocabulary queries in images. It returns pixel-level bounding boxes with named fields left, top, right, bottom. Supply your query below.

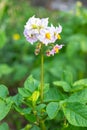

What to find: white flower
left=56, top=24, right=62, bottom=33
left=37, top=27, right=54, bottom=46
left=24, top=16, right=40, bottom=31
left=24, top=16, right=63, bottom=47
left=39, top=18, right=49, bottom=29
left=24, top=29, right=38, bottom=44
left=24, top=16, right=48, bottom=33
left=55, top=25, right=62, bottom=39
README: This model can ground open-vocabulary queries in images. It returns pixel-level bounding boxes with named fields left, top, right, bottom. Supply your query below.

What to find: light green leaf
left=43, top=83, right=49, bottom=94
left=46, top=102, right=59, bottom=119
left=0, top=122, right=9, bottom=130
left=66, top=88, right=87, bottom=103
left=30, top=125, right=40, bottom=130
left=0, top=85, right=9, bottom=98
left=0, top=64, right=12, bottom=77
left=20, top=124, right=32, bottom=130
left=15, top=106, right=31, bottom=115
left=18, top=88, right=31, bottom=98
left=62, top=102, right=87, bottom=127
left=73, top=79, right=87, bottom=87
left=44, top=88, right=65, bottom=102
left=36, top=104, right=46, bottom=112
left=53, top=81, right=71, bottom=92
left=0, top=98, right=12, bottom=121
left=62, top=70, right=73, bottom=85
left=12, top=94, right=23, bottom=106
left=24, top=75, right=39, bottom=93
left=72, top=79, right=87, bottom=92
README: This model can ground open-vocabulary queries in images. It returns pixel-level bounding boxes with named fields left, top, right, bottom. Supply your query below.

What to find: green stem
left=40, top=44, right=44, bottom=103
left=40, top=120, right=46, bottom=130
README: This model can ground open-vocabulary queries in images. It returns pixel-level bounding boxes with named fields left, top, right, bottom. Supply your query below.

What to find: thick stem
left=40, top=44, right=44, bottom=103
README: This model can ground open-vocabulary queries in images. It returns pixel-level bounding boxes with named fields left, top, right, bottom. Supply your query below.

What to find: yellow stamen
left=57, top=34, right=61, bottom=40
left=54, top=47, right=59, bottom=53
left=32, top=24, right=37, bottom=29
left=45, top=33, right=51, bottom=39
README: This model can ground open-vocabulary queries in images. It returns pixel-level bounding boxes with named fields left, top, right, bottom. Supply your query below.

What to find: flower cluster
left=24, top=16, right=63, bottom=56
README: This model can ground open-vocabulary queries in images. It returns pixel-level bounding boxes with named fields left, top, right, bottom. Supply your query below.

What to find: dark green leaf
left=25, top=114, right=37, bottom=122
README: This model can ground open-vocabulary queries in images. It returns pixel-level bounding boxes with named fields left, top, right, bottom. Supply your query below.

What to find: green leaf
left=62, top=70, right=73, bottom=85
left=53, top=81, right=71, bottom=92
left=0, top=0, right=7, bottom=20
left=61, top=124, right=87, bottom=130
left=15, top=107, right=31, bottom=115
left=62, top=102, right=87, bottom=127
left=12, top=94, right=23, bottom=106
left=13, top=64, right=28, bottom=81
left=36, top=104, right=46, bottom=112
left=66, top=88, right=87, bottom=103
left=72, top=79, right=87, bottom=92
left=46, top=102, right=59, bottom=119
left=24, top=75, right=39, bottom=93
left=0, top=64, right=12, bottom=77
left=0, top=98, right=12, bottom=121
left=66, top=34, right=81, bottom=57
left=0, top=122, right=9, bottom=130
left=0, top=30, right=7, bottom=49
left=73, top=79, right=87, bottom=87
left=44, top=88, right=65, bottom=102
left=43, top=83, right=49, bottom=94
left=25, top=114, right=37, bottom=122
left=18, top=88, right=31, bottom=98
left=30, top=125, right=40, bottom=130
left=21, top=124, right=32, bottom=130
left=0, top=85, right=9, bottom=98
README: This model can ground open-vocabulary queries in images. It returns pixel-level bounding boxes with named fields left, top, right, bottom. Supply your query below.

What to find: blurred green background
left=0, top=0, right=87, bottom=129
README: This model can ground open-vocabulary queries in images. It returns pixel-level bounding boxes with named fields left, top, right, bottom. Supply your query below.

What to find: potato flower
left=46, top=44, right=63, bottom=56
left=37, top=27, right=54, bottom=46
left=24, top=16, right=49, bottom=44
left=24, top=16, right=63, bottom=56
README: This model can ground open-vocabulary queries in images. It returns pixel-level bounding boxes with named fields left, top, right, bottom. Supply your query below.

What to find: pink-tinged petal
left=50, top=49, right=55, bottom=56
left=55, top=44, right=64, bottom=50
left=56, top=25, right=62, bottom=33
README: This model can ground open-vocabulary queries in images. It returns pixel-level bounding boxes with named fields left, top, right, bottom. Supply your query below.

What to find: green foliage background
left=0, top=0, right=87, bottom=129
